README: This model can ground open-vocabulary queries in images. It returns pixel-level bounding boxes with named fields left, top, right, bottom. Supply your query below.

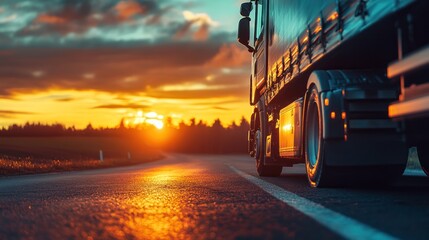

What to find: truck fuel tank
left=279, top=99, right=303, bottom=158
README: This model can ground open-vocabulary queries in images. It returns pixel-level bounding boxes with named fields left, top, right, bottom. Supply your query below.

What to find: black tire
left=417, top=143, right=429, bottom=176
left=254, top=113, right=282, bottom=177
left=304, top=85, right=405, bottom=187
left=304, top=85, right=333, bottom=187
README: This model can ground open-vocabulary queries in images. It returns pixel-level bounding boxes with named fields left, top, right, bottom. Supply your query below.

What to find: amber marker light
left=324, top=98, right=330, bottom=106
left=314, top=26, right=322, bottom=34
left=344, top=123, right=348, bottom=142
left=303, top=36, right=309, bottom=43
left=342, top=112, right=346, bottom=120
left=331, top=112, right=336, bottom=119
left=328, top=12, right=339, bottom=21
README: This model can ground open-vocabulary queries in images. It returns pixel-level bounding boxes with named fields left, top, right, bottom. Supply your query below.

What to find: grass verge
left=0, top=137, right=162, bottom=176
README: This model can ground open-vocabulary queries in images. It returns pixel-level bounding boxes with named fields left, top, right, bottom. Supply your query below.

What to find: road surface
left=1, top=154, right=429, bottom=240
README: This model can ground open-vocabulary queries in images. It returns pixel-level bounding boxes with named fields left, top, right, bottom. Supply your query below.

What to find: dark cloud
left=192, top=99, right=244, bottom=106
left=174, top=10, right=218, bottom=41
left=0, top=38, right=249, bottom=99
left=0, top=110, right=32, bottom=114
left=19, top=0, right=93, bottom=36
left=0, top=1, right=249, bottom=102
left=145, top=6, right=172, bottom=25
left=55, top=98, right=75, bottom=102
left=93, top=103, right=149, bottom=109
left=212, top=106, right=231, bottom=111
left=206, top=43, right=251, bottom=68
left=0, top=33, right=13, bottom=45
left=1, top=0, right=232, bottom=49
left=18, top=0, right=164, bottom=36
left=174, top=21, right=194, bottom=39
left=145, top=86, right=248, bottom=100
left=0, top=110, right=34, bottom=118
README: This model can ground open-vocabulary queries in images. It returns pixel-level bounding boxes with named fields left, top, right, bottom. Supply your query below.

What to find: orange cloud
left=36, top=14, right=66, bottom=24
left=115, top=0, right=145, bottom=20
left=207, top=43, right=250, bottom=67
left=18, top=0, right=163, bottom=36
left=175, top=11, right=219, bottom=41
left=194, top=23, right=210, bottom=41
left=0, top=41, right=250, bottom=100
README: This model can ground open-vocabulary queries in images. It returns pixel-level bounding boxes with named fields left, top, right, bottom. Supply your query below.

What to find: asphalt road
left=1, top=154, right=429, bottom=240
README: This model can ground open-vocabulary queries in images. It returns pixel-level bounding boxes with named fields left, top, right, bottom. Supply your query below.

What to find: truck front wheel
left=254, top=113, right=282, bottom=177
left=305, top=85, right=333, bottom=187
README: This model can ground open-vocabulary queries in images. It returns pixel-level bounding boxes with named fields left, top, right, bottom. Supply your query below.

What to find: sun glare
left=146, top=119, right=164, bottom=130
left=126, top=111, right=164, bottom=129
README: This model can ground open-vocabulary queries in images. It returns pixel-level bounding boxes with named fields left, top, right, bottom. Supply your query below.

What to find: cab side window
left=255, top=0, right=265, bottom=46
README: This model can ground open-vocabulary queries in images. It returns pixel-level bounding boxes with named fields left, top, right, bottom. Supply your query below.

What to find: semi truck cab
left=238, top=0, right=429, bottom=187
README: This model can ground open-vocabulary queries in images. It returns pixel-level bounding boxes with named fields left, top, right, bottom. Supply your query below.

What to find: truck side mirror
left=238, top=17, right=255, bottom=53
left=240, top=2, right=253, bottom=17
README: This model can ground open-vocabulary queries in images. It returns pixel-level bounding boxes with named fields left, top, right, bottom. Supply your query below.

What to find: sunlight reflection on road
left=0, top=155, right=354, bottom=240
left=110, top=166, right=205, bottom=239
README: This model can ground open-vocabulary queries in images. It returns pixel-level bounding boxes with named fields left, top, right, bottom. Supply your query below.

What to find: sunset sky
left=0, top=0, right=251, bottom=128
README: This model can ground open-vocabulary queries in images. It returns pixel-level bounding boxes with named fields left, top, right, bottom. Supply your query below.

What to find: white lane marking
left=229, top=166, right=398, bottom=240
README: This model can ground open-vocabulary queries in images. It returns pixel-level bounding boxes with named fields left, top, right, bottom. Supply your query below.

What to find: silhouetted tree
left=0, top=117, right=251, bottom=154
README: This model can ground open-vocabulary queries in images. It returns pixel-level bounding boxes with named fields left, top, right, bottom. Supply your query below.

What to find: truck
left=237, top=0, right=429, bottom=187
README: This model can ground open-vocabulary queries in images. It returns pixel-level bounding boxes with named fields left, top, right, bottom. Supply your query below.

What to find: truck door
left=251, top=0, right=267, bottom=104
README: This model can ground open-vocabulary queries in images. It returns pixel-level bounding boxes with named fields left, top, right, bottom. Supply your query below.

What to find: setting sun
left=125, top=111, right=164, bottom=129
left=0, top=0, right=250, bottom=130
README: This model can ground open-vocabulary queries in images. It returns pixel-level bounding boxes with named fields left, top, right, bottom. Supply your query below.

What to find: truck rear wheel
left=255, top=114, right=282, bottom=177
left=305, top=85, right=333, bottom=187
left=417, top=143, right=429, bottom=176
left=304, top=70, right=409, bottom=187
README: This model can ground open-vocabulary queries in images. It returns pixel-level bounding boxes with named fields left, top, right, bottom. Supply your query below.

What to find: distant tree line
left=0, top=122, right=124, bottom=137
left=163, top=117, right=249, bottom=154
left=0, top=118, right=250, bottom=154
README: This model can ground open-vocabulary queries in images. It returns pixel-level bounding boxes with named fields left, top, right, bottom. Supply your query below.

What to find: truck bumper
left=324, top=133, right=408, bottom=167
